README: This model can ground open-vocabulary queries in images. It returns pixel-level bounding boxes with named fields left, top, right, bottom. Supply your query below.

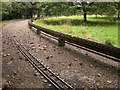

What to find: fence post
left=29, top=25, right=32, bottom=29
left=37, top=29, right=41, bottom=35
left=58, top=37, right=65, bottom=46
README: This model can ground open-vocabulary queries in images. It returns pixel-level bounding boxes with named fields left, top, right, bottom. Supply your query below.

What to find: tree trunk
left=30, top=10, right=33, bottom=18
left=83, top=7, right=87, bottom=22
left=95, top=14, right=97, bottom=18
left=84, top=12, right=87, bottom=22
left=37, top=11, right=40, bottom=17
left=118, top=14, right=120, bottom=20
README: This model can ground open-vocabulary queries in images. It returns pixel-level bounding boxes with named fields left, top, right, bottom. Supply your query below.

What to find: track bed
left=2, top=20, right=120, bottom=89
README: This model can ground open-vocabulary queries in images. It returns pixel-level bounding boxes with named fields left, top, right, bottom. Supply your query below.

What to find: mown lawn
left=34, top=15, right=119, bottom=47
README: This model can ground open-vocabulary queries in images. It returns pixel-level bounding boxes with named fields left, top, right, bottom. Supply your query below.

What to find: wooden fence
left=28, top=19, right=120, bottom=60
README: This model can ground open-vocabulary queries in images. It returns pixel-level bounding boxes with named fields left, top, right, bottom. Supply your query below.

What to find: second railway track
left=37, top=31, right=120, bottom=63
left=8, top=33, right=75, bottom=90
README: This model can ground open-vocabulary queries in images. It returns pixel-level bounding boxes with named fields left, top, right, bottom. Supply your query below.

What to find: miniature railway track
left=39, top=32, right=120, bottom=63
left=29, top=20, right=120, bottom=62
left=8, top=33, right=75, bottom=90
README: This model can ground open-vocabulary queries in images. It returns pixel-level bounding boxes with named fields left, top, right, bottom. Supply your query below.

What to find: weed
left=105, top=39, right=113, bottom=46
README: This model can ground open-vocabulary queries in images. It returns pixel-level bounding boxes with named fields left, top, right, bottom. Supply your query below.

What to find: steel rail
left=20, top=44, right=75, bottom=89
left=18, top=46, right=63, bottom=89
left=8, top=33, right=75, bottom=90
left=28, top=20, right=120, bottom=59
left=40, top=32, right=120, bottom=63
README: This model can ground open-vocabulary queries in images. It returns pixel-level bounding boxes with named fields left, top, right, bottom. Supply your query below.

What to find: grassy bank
left=34, top=15, right=119, bottom=47
left=0, top=20, right=15, bottom=26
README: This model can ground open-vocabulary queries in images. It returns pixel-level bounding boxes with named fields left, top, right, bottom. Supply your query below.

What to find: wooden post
left=58, top=37, right=65, bottom=46
left=29, top=25, right=32, bottom=29
left=37, top=29, right=41, bottom=35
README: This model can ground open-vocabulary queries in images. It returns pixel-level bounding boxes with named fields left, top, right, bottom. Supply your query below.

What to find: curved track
left=38, top=32, right=120, bottom=63
left=8, top=32, right=75, bottom=90
left=2, top=20, right=119, bottom=88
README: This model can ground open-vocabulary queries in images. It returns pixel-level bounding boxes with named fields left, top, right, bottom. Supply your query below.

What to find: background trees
left=1, top=2, right=119, bottom=21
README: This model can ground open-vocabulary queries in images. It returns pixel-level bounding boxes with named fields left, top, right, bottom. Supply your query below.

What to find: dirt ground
left=2, top=22, right=55, bottom=89
left=2, top=20, right=120, bottom=89
left=0, top=26, right=2, bottom=89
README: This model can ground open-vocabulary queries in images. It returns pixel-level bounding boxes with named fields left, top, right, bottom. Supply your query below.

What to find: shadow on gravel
left=30, top=28, right=119, bottom=75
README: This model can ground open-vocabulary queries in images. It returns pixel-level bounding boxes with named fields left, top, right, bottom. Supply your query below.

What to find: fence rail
left=28, top=19, right=120, bottom=61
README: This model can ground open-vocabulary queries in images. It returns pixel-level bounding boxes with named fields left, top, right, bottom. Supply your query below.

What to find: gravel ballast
left=2, top=20, right=120, bottom=89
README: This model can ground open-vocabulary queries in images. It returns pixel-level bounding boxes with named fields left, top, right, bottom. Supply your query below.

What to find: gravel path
left=0, top=26, right=2, bottom=89
left=2, top=22, right=55, bottom=89
left=2, top=20, right=120, bottom=89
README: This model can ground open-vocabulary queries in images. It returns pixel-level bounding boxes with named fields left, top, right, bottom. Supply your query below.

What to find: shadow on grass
left=30, top=28, right=120, bottom=75
left=43, top=19, right=117, bottom=26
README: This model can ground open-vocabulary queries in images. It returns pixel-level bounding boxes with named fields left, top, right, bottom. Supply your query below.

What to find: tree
left=2, top=2, right=120, bottom=21
left=89, top=2, right=119, bottom=21
left=113, top=2, right=120, bottom=20
left=2, top=2, right=11, bottom=20
left=74, top=1, right=94, bottom=22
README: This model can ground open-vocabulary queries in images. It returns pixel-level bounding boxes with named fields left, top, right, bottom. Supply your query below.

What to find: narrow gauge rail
left=8, top=33, right=75, bottom=90
left=31, top=29, right=120, bottom=63
left=28, top=20, right=120, bottom=62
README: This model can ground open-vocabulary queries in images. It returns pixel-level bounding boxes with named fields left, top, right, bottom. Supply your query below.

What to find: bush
left=105, top=39, right=113, bottom=46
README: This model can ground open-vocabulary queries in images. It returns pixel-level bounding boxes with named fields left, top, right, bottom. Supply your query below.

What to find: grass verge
left=0, top=20, right=16, bottom=27
left=34, top=15, right=119, bottom=47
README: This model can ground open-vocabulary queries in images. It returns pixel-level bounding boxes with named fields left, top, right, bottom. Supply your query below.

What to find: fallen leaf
left=30, top=42, right=34, bottom=44
left=79, top=62, right=83, bottom=66
left=46, top=56, right=50, bottom=59
left=34, top=72, right=40, bottom=76
left=3, top=54, right=7, bottom=57
left=97, top=73, right=101, bottom=77
left=50, top=55, right=53, bottom=58
left=7, top=54, right=10, bottom=56
left=74, top=58, right=77, bottom=61
left=107, top=80, right=112, bottom=84
left=68, top=63, right=72, bottom=66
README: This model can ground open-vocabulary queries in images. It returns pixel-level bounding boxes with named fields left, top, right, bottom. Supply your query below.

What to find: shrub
left=105, top=39, right=113, bottom=46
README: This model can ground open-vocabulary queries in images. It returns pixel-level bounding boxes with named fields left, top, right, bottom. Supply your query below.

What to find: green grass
left=0, top=20, right=15, bottom=26
left=34, top=15, right=119, bottom=47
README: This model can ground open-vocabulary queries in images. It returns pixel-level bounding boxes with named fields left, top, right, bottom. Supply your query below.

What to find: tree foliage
left=1, top=2, right=119, bottom=21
